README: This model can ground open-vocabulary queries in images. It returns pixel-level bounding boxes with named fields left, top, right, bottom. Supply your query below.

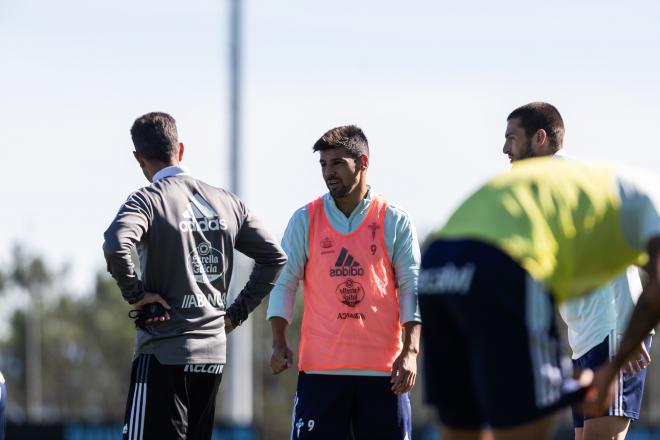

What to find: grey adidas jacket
left=103, top=166, right=287, bottom=364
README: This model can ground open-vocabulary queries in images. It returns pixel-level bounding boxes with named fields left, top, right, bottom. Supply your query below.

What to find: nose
left=324, top=165, right=335, bottom=178
left=502, top=143, right=509, bottom=155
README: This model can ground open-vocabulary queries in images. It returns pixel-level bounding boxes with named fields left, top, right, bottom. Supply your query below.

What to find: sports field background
left=1, top=248, right=659, bottom=439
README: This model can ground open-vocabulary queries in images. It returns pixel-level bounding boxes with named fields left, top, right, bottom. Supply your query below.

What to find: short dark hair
left=507, top=102, right=564, bottom=151
left=130, top=112, right=179, bottom=162
left=312, top=125, right=369, bottom=158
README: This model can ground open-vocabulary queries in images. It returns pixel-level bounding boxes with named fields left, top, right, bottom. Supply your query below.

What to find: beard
left=511, top=138, right=535, bottom=162
left=328, top=180, right=351, bottom=198
left=326, top=168, right=361, bottom=198
left=520, top=138, right=535, bottom=160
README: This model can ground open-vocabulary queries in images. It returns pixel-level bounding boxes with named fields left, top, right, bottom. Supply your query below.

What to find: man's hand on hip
left=132, top=292, right=172, bottom=325
left=225, top=317, right=235, bottom=334
left=623, top=340, right=651, bottom=377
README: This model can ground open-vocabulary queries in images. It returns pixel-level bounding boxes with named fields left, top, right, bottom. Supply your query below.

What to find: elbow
left=253, top=247, right=288, bottom=269
left=270, top=248, right=288, bottom=269
left=275, top=244, right=288, bottom=267
left=102, top=233, right=121, bottom=258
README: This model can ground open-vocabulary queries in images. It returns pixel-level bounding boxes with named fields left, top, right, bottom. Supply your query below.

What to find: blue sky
left=1, top=0, right=659, bottom=301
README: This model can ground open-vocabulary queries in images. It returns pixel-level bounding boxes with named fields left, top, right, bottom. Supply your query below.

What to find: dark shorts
left=122, top=354, right=223, bottom=440
left=419, top=239, right=583, bottom=429
left=291, top=372, right=412, bottom=439
left=571, top=334, right=652, bottom=427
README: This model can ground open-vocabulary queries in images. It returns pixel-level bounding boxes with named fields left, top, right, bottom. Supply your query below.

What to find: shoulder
left=283, top=199, right=325, bottom=237
left=288, top=201, right=314, bottom=226
left=615, top=165, right=660, bottom=204
left=293, top=194, right=329, bottom=218
left=374, top=195, right=414, bottom=225
left=187, top=178, right=247, bottom=209
left=123, top=186, right=154, bottom=206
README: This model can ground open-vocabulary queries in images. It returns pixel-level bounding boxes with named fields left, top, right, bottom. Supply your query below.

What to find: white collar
left=152, top=165, right=190, bottom=183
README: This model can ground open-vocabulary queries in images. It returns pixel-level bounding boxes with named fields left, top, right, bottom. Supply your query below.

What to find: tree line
left=1, top=245, right=658, bottom=439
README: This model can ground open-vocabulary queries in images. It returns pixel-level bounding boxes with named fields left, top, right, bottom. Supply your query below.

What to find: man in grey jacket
left=103, top=112, right=287, bottom=440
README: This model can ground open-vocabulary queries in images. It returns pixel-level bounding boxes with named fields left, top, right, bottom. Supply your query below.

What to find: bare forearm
left=270, top=316, right=289, bottom=346
left=401, top=321, right=421, bottom=354
left=270, top=316, right=293, bottom=374
left=612, top=280, right=660, bottom=370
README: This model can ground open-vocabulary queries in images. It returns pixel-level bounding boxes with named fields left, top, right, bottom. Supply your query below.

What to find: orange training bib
left=299, top=196, right=402, bottom=371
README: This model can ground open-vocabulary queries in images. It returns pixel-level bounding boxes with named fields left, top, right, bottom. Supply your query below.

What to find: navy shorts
left=571, top=334, right=652, bottom=427
left=419, top=239, right=583, bottom=429
left=291, top=372, right=412, bottom=439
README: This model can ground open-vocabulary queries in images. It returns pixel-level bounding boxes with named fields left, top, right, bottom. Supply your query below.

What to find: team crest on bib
left=335, top=278, right=364, bottom=307
left=320, top=236, right=335, bottom=255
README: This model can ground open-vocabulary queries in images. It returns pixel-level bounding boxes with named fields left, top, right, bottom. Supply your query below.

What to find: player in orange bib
left=267, top=125, right=421, bottom=439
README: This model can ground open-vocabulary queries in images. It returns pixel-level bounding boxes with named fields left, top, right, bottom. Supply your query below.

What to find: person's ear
left=178, top=143, right=185, bottom=161
left=536, top=129, right=548, bottom=146
left=360, top=154, right=369, bottom=170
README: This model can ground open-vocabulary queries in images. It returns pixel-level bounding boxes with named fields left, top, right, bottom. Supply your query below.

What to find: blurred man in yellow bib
left=419, top=157, right=660, bottom=440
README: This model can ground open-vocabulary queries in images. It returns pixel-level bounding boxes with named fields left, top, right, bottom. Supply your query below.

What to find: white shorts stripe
left=610, top=331, right=616, bottom=415
left=128, top=356, right=143, bottom=440
left=128, top=355, right=150, bottom=440
left=131, top=357, right=143, bottom=440
left=138, top=356, right=150, bottom=440
left=132, top=383, right=142, bottom=440
left=128, top=385, right=140, bottom=439
left=618, top=369, right=624, bottom=416
left=290, top=393, right=299, bottom=440
left=617, top=335, right=624, bottom=416
left=606, top=330, right=625, bottom=416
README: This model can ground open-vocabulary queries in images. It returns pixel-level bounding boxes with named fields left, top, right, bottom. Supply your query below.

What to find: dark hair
left=312, top=125, right=369, bottom=158
left=130, top=112, right=179, bottom=162
left=507, top=102, right=564, bottom=151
